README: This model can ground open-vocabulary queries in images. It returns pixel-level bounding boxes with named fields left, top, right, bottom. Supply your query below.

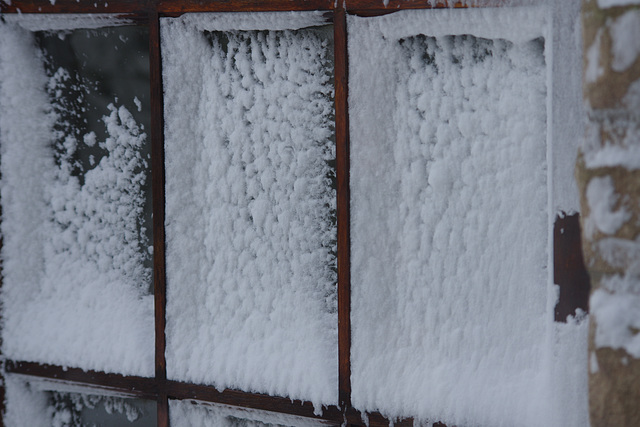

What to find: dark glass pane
left=50, top=392, right=156, bottom=427
left=36, top=26, right=153, bottom=293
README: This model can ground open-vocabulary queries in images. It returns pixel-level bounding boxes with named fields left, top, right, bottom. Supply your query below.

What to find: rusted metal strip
left=554, top=213, right=590, bottom=322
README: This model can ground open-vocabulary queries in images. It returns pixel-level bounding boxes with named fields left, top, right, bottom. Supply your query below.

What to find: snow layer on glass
left=162, top=13, right=337, bottom=408
left=169, top=400, right=332, bottom=427
left=349, top=10, right=551, bottom=426
left=0, top=23, right=154, bottom=376
left=3, top=376, right=51, bottom=427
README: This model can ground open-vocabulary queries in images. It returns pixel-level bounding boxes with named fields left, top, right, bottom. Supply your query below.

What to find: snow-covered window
left=350, top=9, right=548, bottom=426
left=0, top=2, right=587, bottom=427
left=347, top=5, right=586, bottom=426
left=0, top=18, right=154, bottom=376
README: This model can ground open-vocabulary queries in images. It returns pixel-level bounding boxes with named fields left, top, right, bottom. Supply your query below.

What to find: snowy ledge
left=372, top=6, right=547, bottom=44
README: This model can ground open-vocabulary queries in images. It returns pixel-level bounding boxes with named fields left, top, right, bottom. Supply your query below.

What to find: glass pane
left=0, top=22, right=154, bottom=376
left=3, top=375, right=156, bottom=427
left=169, top=400, right=330, bottom=427
left=349, top=13, right=548, bottom=427
left=37, top=26, right=153, bottom=286
left=52, top=392, right=156, bottom=427
left=162, top=13, right=337, bottom=407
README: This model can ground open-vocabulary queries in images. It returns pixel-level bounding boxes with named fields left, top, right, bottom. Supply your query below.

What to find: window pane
left=169, top=400, right=330, bottom=427
left=349, top=10, right=548, bottom=426
left=0, top=21, right=154, bottom=376
left=162, top=13, right=337, bottom=407
left=53, top=392, right=156, bottom=427
left=3, top=375, right=156, bottom=427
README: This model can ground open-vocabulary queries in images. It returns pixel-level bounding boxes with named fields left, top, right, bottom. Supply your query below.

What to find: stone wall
left=579, top=1, right=640, bottom=425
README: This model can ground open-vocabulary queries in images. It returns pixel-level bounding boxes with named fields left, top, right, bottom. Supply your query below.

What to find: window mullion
left=334, top=4, right=352, bottom=413
left=149, top=6, right=170, bottom=427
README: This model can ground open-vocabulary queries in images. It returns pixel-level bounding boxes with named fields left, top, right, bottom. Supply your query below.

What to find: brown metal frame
left=0, top=1, right=588, bottom=426
left=554, top=213, right=590, bottom=322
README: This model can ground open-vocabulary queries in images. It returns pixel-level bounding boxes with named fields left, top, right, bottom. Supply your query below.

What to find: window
left=162, top=12, right=338, bottom=405
left=0, top=1, right=588, bottom=426
left=1, top=19, right=154, bottom=377
left=350, top=9, right=548, bottom=422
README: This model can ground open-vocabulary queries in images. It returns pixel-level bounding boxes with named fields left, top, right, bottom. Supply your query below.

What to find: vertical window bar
left=149, top=8, right=170, bottom=427
left=334, top=5, right=352, bottom=412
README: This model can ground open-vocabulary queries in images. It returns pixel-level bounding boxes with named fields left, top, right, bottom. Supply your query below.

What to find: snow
left=584, top=118, right=640, bottom=169
left=348, top=6, right=573, bottom=426
left=591, top=280, right=640, bottom=357
left=596, top=236, right=640, bottom=272
left=590, top=352, right=600, bottom=373
left=609, top=9, right=640, bottom=72
left=598, top=0, right=640, bottom=7
left=585, top=29, right=604, bottom=83
left=549, top=316, right=590, bottom=427
left=585, top=175, right=630, bottom=237
left=161, top=13, right=337, bottom=409
left=584, top=139, right=640, bottom=170
left=0, top=22, right=154, bottom=376
left=376, top=6, right=547, bottom=43
left=548, top=0, right=584, bottom=215
left=166, top=11, right=328, bottom=32
left=134, top=96, right=142, bottom=112
left=169, top=400, right=331, bottom=427
left=3, top=375, right=51, bottom=427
